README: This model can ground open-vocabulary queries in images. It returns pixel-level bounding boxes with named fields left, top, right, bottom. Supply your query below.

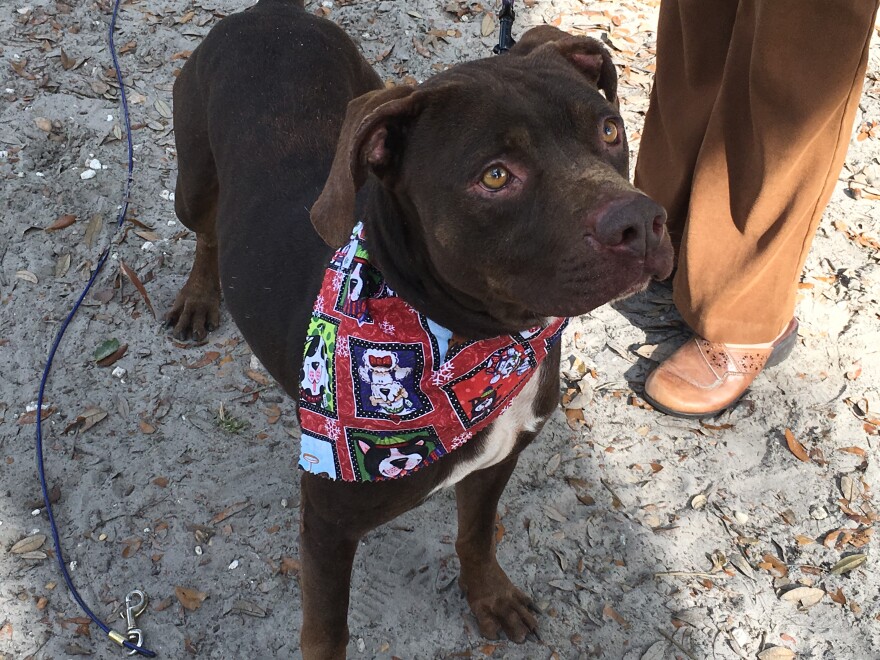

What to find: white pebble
left=4, top=88, right=14, bottom=94
left=167, top=220, right=177, bottom=226
left=30, top=528, right=40, bottom=535
left=250, top=355, right=265, bottom=371
left=80, top=169, right=96, bottom=180
left=228, top=559, right=240, bottom=570
left=0, top=151, right=7, bottom=159
left=112, top=366, right=127, bottom=379
left=195, top=545, right=203, bottom=556
left=88, top=158, right=101, bottom=170
left=281, top=498, right=288, bottom=508
left=160, top=189, right=171, bottom=200
left=17, top=6, right=32, bottom=15
left=141, top=241, right=155, bottom=252
left=107, top=114, right=113, bottom=121
left=31, top=509, right=40, bottom=516
left=35, top=172, right=43, bottom=177
left=734, top=511, right=749, bottom=525
left=69, top=561, right=77, bottom=570
left=143, top=527, right=151, bottom=534
left=356, top=638, right=365, bottom=653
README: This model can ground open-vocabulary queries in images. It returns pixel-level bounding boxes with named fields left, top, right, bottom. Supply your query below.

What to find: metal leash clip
left=120, top=589, right=148, bottom=655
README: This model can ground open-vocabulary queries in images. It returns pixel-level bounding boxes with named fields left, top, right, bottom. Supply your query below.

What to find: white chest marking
left=433, top=362, right=548, bottom=492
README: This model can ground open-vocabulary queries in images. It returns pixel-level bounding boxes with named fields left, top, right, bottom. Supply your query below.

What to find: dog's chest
left=434, top=363, right=548, bottom=491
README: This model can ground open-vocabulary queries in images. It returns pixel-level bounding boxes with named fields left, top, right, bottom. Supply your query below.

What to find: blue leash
left=34, top=0, right=155, bottom=655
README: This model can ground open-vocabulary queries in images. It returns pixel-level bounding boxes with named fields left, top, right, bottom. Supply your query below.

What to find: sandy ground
left=2, top=1, right=880, bottom=658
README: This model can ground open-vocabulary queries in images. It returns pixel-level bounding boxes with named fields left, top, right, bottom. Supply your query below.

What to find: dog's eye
left=480, top=166, right=510, bottom=190
left=601, top=119, right=620, bottom=144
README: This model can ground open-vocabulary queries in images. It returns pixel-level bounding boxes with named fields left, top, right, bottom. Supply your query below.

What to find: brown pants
left=634, top=0, right=879, bottom=344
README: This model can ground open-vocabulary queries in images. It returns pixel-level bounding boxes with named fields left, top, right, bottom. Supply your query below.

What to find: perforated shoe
left=643, top=318, right=799, bottom=418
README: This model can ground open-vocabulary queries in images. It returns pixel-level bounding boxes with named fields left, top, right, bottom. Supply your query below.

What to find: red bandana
left=297, top=223, right=568, bottom=482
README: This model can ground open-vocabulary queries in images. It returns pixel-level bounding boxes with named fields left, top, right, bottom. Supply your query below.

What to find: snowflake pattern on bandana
left=297, top=223, right=568, bottom=483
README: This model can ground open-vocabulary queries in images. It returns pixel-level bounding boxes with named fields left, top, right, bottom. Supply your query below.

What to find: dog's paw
left=165, top=282, right=220, bottom=342
left=463, top=570, right=538, bottom=643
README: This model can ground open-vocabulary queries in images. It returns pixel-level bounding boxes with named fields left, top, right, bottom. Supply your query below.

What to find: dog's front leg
left=455, top=457, right=538, bottom=643
left=299, top=480, right=360, bottom=659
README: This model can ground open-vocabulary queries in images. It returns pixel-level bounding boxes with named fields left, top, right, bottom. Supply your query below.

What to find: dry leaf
left=96, top=343, right=128, bottom=367
left=246, top=369, right=269, bottom=385
left=830, top=553, right=867, bottom=575
left=34, top=117, right=52, bottom=132
left=602, top=603, right=630, bottom=629
left=212, top=501, right=250, bottom=524
left=154, top=99, right=172, bottom=119
left=480, top=12, right=495, bottom=36
left=65, top=408, right=108, bottom=434
left=119, top=260, right=156, bottom=319
left=840, top=475, right=858, bottom=501
left=60, top=49, right=76, bottom=70
left=829, top=587, right=847, bottom=605
left=16, top=270, right=38, bottom=284
left=784, top=428, right=810, bottom=463
left=174, top=586, right=207, bottom=611
left=139, top=420, right=156, bottom=434
left=759, top=553, right=788, bottom=577
left=83, top=213, right=102, bottom=248
left=187, top=351, right=221, bottom=369
left=94, top=338, right=120, bottom=362
left=55, top=253, right=71, bottom=278
left=152, top=476, right=169, bottom=488
left=757, top=648, right=795, bottom=660
left=46, top=214, right=77, bottom=231
left=780, top=586, right=824, bottom=609
left=121, top=539, right=142, bottom=558
left=11, top=534, right=47, bottom=554
left=839, top=446, right=867, bottom=457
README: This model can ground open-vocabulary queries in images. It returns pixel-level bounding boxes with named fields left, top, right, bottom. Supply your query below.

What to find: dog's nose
left=593, top=195, right=667, bottom=256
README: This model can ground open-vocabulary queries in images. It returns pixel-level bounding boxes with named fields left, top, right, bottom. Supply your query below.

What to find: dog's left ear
left=311, top=85, right=418, bottom=248
left=511, top=27, right=618, bottom=107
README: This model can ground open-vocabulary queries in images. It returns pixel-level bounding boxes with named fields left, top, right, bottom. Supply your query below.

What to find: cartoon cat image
left=356, top=436, right=432, bottom=479
left=300, top=334, right=331, bottom=409
left=468, top=385, right=500, bottom=423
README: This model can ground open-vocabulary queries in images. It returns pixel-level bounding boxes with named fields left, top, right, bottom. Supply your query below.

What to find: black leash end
left=493, top=0, right=516, bottom=55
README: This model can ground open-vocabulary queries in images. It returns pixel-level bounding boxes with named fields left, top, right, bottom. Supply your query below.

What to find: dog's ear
left=511, top=27, right=618, bottom=107
left=311, top=85, right=418, bottom=247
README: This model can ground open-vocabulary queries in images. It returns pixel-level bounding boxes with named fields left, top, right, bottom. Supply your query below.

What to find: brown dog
left=167, top=0, right=673, bottom=656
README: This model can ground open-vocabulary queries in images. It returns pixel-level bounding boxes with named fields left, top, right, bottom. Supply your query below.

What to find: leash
left=33, top=0, right=155, bottom=655
left=493, top=0, right=516, bottom=54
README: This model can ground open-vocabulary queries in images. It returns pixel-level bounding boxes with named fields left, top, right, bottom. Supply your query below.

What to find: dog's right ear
left=311, top=85, right=417, bottom=248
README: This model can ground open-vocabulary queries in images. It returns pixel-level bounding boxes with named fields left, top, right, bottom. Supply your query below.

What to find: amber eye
left=601, top=119, right=619, bottom=144
left=480, top=166, right=510, bottom=190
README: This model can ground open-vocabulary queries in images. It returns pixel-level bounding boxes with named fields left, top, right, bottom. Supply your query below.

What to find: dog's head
left=312, top=27, right=673, bottom=335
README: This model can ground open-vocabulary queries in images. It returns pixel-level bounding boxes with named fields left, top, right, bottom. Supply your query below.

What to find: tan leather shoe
left=643, top=318, right=799, bottom=418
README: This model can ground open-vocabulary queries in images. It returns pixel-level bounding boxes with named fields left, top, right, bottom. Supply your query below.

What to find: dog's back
left=172, top=0, right=381, bottom=391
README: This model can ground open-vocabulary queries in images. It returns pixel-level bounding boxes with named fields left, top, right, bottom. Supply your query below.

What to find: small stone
left=228, top=559, right=240, bottom=570
left=112, top=366, right=127, bottom=379
left=356, top=638, right=365, bottom=653
left=809, top=504, right=828, bottom=521
left=141, top=241, right=155, bottom=252
left=80, top=169, right=96, bottom=180
left=734, top=511, right=749, bottom=525
left=195, top=545, right=203, bottom=556
left=31, top=509, right=40, bottom=516
left=98, top=533, right=107, bottom=541
left=281, top=498, right=288, bottom=508
left=87, top=158, right=101, bottom=170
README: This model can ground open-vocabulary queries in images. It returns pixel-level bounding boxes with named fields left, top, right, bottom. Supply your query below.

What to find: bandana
left=297, top=223, right=568, bottom=482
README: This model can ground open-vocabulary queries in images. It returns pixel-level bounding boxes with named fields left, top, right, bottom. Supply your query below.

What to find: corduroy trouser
left=634, top=0, right=880, bottom=343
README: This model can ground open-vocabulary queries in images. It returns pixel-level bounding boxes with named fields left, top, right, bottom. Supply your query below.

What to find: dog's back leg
left=455, top=457, right=539, bottom=643
left=165, top=57, right=221, bottom=341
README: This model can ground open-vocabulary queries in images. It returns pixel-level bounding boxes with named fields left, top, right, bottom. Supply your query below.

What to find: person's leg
left=674, top=0, right=879, bottom=344
left=644, top=0, right=879, bottom=417
left=633, top=0, right=740, bottom=249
